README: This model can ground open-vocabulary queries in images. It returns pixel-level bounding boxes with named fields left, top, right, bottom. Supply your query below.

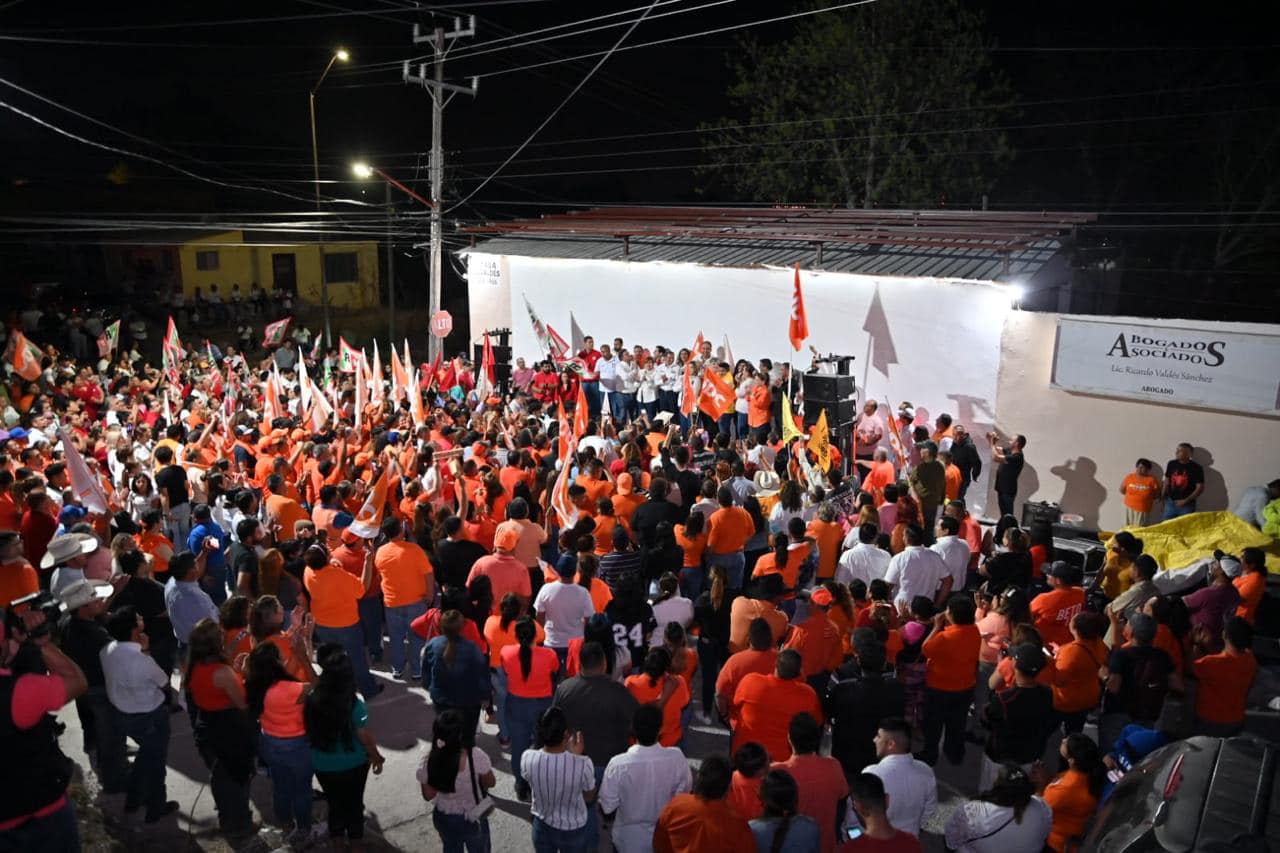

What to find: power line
left=447, top=0, right=666, bottom=212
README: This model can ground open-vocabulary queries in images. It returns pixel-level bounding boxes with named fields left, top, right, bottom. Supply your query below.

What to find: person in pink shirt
left=877, top=484, right=900, bottom=534
left=466, top=525, right=533, bottom=614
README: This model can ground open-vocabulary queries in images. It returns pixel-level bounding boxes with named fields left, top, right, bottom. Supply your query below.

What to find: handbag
left=464, top=747, right=495, bottom=823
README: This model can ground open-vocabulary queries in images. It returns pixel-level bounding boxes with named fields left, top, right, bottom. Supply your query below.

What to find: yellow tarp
left=1104, top=511, right=1280, bottom=574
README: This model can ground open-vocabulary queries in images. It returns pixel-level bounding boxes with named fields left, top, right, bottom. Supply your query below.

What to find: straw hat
left=753, top=469, right=781, bottom=497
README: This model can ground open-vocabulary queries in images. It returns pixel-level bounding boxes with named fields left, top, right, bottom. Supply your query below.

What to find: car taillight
left=1162, top=753, right=1185, bottom=799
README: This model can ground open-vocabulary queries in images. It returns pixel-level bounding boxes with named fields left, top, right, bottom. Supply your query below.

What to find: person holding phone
left=839, top=773, right=922, bottom=852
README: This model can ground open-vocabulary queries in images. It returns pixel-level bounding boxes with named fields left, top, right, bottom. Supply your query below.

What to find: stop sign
left=430, top=310, right=453, bottom=338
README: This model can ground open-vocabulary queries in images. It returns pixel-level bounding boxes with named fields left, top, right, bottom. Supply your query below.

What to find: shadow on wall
left=1196, top=446, right=1229, bottom=511
left=983, top=459, right=1040, bottom=523
left=1048, top=456, right=1108, bottom=529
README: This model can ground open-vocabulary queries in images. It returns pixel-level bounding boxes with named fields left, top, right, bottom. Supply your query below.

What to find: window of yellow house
left=323, top=252, right=358, bottom=283
left=196, top=250, right=219, bottom=270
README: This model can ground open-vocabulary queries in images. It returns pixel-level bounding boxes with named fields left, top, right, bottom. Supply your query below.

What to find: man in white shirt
left=930, top=515, right=972, bottom=598
left=836, top=524, right=891, bottom=587
left=101, top=605, right=178, bottom=822
left=883, top=524, right=951, bottom=611
left=598, top=704, right=692, bottom=853
left=863, top=717, right=937, bottom=837
left=597, top=344, right=619, bottom=419
left=533, top=558, right=597, bottom=658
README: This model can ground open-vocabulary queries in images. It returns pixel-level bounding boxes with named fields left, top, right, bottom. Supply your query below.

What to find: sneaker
left=391, top=670, right=407, bottom=681
left=144, top=800, right=180, bottom=823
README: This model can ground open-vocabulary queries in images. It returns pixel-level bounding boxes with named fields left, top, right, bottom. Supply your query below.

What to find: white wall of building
left=990, top=311, right=1280, bottom=531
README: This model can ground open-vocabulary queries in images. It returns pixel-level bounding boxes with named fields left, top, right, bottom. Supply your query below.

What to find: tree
left=699, top=0, right=1013, bottom=208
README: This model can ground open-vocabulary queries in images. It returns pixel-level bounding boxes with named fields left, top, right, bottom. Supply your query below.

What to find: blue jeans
left=1163, top=498, right=1196, bottom=520
left=433, top=810, right=491, bottom=853
left=506, top=694, right=552, bottom=789
left=679, top=565, right=705, bottom=599
left=118, top=704, right=171, bottom=817
left=490, top=668, right=509, bottom=739
left=385, top=600, right=427, bottom=678
left=259, top=733, right=313, bottom=830
left=357, top=594, right=385, bottom=662
left=0, top=799, right=79, bottom=853
left=707, top=551, right=746, bottom=590
left=316, top=623, right=379, bottom=697
left=533, top=816, right=590, bottom=853
left=582, top=381, right=602, bottom=419
left=585, top=764, right=606, bottom=851
left=616, top=392, right=637, bottom=422
left=735, top=412, right=748, bottom=438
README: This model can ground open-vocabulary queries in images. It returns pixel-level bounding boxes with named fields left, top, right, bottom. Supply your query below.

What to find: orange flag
left=550, top=435, right=579, bottom=527
left=788, top=263, right=809, bottom=352
left=408, top=368, right=426, bottom=428
left=10, top=330, right=41, bottom=381
left=347, top=460, right=398, bottom=538
left=573, top=381, right=589, bottom=439
left=679, top=362, right=695, bottom=416
left=557, top=401, right=572, bottom=463
left=697, top=367, right=734, bottom=420
left=390, top=345, right=409, bottom=404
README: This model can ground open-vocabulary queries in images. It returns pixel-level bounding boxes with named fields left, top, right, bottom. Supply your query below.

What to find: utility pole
left=385, top=180, right=395, bottom=345
left=404, top=17, right=478, bottom=365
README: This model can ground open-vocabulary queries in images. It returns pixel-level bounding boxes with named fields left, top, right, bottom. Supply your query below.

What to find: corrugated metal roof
left=459, top=233, right=1062, bottom=282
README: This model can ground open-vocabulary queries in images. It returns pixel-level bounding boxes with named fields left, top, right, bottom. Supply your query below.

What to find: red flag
left=437, top=356, right=457, bottom=392
left=693, top=331, right=705, bottom=358
left=10, top=331, right=41, bottom=381
left=789, top=263, right=809, bottom=352
left=546, top=325, right=570, bottom=362
left=697, top=367, right=733, bottom=420
left=679, top=362, right=695, bottom=416
left=262, top=316, right=292, bottom=348
left=423, top=350, right=443, bottom=392
left=338, top=337, right=359, bottom=373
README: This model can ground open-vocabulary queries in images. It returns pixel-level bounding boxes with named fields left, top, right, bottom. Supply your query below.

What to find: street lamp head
left=351, top=162, right=374, bottom=179
left=335, top=48, right=350, bottom=62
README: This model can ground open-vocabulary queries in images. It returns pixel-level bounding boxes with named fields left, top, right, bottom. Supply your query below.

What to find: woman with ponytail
left=623, top=647, right=690, bottom=747
left=419, top=710, right=496, bottom=853
left=500, top=617, right=559, bottom=802
left=692, top=562, right=737, bottom=725
left=422, top=610, right=491, bottom=747
left=748, top=769, right=820, bottom=853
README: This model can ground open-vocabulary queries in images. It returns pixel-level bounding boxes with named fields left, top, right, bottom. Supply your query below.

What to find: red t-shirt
left=773, top=753, right=850, bottom=852
left=839, top=830, right=924, bottom=853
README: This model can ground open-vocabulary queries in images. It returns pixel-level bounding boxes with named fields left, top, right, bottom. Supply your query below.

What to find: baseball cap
left=1011, top=643, right=1046, bottom=676
left=809, top=587, right=834, bottom=607
left=616, top=473, right=634, bottom=495
left=1047, top=560, right=1082, bottom=583
left=7, top=427, right=29, bottom=441
left=59, top=505, right=88, bottom=525
left=1214, top=549, right=1243, bottom=578
left=494, top=525, right=520, bottom=552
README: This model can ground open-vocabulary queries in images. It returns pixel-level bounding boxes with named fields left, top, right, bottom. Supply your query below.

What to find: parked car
left=1085, top=735, right=1277, bottom=852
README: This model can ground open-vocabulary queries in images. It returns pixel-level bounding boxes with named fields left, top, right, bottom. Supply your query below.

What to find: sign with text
left=1051, top=318, right=1280, bottom=416
left=430, top=310, right=453, bottom=338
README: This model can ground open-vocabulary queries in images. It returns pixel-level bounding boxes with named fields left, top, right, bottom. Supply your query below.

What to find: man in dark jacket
left=825, top=631, right=906, bottom=781
left=949, top=426, right=982, bottom=499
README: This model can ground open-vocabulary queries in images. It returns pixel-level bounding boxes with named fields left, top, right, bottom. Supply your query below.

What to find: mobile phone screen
left=844, top=826, right=864, bottom=841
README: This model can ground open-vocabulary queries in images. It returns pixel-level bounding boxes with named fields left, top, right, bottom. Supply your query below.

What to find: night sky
left=1, top=0, right=1277, bottom=319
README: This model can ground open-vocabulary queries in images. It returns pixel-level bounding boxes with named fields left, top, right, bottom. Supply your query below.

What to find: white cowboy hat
left=59, top=579, right=113, bottom=611
left=40, top=533, right=99, bottom=569
left=753, top=469, right=781, bottom=496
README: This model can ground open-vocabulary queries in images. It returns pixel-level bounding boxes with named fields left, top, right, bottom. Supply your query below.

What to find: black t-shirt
left=1104, top=644, right=1174, bottom=722
left=1164, top=459, right=1204, bottom=502
left=984, top=683, right=1056, bottom=763
left=630, top=500, right=682, bottom=550
left=111, top=577, right=172, bottom=650
left=434, top=538, right=488, bottom=591
left=553, top=674, right=639, bottom=769
left=995, top=448, right=1024, bottom=493
left=227, top=542, right=260, bottom=597
left=60, top=616, right=111, bottom=687
left=693, top=589, right=739, bottom=645
left=604, top=598, right=656, bottom=671
left=154, top=464, right=190, bottom=507
left=826, top=671, right=907, bottom=777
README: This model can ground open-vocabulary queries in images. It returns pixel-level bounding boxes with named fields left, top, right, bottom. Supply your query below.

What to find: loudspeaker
left=804, top=400, right=858, bottom=428
left=803, top=373, right=856, bottom=406
left=1021, top=500, right=1061, bottom=529
left=1053, top=537, right=1106, bottom=578
left=473, top=344, right=513, bottom=381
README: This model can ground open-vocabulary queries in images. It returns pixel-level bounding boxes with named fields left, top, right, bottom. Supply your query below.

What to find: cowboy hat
left=753, top=469, right=781, bottom=497
left=40, top=533, right=100, bottom=569
left=60, top=579, right=113, bottom=611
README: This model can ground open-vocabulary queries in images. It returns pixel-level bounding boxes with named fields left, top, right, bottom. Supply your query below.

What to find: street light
left=309, top=47, right=349, bottom=348
left=351, top=162, right=436, bottom=345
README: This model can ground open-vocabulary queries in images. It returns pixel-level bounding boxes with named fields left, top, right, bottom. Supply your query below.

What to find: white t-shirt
left=884, top=546, right=950, bottom=607
left=533, top=581, right=596, bottom=648
left=416, top=746, right=492, bottom=816
left=650, top=596, right=694, bottom=647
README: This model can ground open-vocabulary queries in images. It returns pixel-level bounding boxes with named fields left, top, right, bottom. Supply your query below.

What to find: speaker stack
left=473, top=328, right=513, bottom=397
left=801, top=371, right=857, bottom=474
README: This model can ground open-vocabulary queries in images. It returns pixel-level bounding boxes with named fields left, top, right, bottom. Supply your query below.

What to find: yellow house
left=174, top=230, right=380, bottom=309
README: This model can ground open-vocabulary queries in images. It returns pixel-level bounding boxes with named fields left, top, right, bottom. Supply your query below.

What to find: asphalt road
left=55, top=659, right=1064, bottom=852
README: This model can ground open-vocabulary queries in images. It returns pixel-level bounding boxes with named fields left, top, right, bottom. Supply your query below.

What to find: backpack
left=1124, top=646, right=1171, bottom=723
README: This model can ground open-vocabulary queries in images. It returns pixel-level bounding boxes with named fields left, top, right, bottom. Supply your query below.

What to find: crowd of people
left=0, top=314, right=1274, bottom=853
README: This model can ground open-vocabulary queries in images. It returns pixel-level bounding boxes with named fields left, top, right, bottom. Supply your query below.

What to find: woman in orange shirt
left=575, top=553, right=613, bottom=613
left=824, top=581, right=856, bottom=656
left=592, top=498, right=626, bottom=556
left=1234, top=548, right=1268, bottom=625
left=1036, top=734, right=1104, bottom=853
left=675, top=510, right=708, bottom=573
left=220, top=595, right=254, bottom=670
left=1052, top=611, right=1108, bottom=735
left=250, top=595, right=314, bottom=683
left=1142, top=595, right=1185, bottom=672
left=624, top=647, right=690, bottom=748
left=727, top=742, right=769, bottom=820
left=135, top=508, right=175, bottom=576
left=245, top=640, right=317, bottom=838
left=501, top=618, right=559, bottom=802
left=484, top=593, right=545, bottom=746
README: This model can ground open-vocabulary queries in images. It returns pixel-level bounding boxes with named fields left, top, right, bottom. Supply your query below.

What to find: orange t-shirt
left=922, top=623, right=981, bottom=691
left=483, top=616, right=545, bottom=668
left=751, top=551, right=800, bottom=590
left=707, top=506, right=754, bottom=554
left=0, top=492, right=22, bottom=531
left=1121, top=473, right=1160, bottom=513
left=593, top=515, right=623, bottom=556
left=375, top=540, right=433, bottom=607
left=0, top=559, right=39, bottom=608
left=1030, top=587, right=1086, bottom=648
left=654, top=794, right=755, bottom=853
left=135, top=530, right=173, bottom=575
left=304, top=564, right=365, bottom=628
left=747, top=384, right=772, bottom=429
left=863, top=461, right=896, bottom=503
left=731, top=673, right=823, bottom=761
left=260, top=679, right=308, bottom=738
left=1193, top=649, right=1257, bottom=724
left=1052, top=638, right=1105, bottom=713
left=944, top=464, right=962, bottom=502
left=727, top=597, right=789, bottom=652
left=782, top=612, right=843, bottom=677
left=1234, top=572, right=1266, bottom=624
left=501, top=644, right=560, bottom=699
left=625, top=673, right=690, bottom=747
left=612, top=492, right=645, bottom=524
left=674, top=525, right=708, bottom=569
left=715, top=648, right=777, bottom=720
left=260, top=632, right=311, bottom=682
left=807, top=519, right=843, bottom=581
left=223, top=627, right=253, bottom=663
left=265, top=494, right=310, bottom=542
left=576, top=475, right=615, bottom=505
left=1043, top=769, right=1098, bottom=853
left=727, top=771, right=764, bottom=821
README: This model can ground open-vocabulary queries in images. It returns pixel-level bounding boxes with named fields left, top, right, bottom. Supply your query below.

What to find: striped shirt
left=521, top=749, right=596, bottom=831
left=599, top=548, right=644, bottom=591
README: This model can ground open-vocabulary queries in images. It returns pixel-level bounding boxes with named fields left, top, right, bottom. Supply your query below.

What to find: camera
left=5, top=590, right=64, bottom=641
